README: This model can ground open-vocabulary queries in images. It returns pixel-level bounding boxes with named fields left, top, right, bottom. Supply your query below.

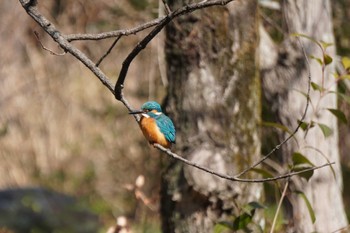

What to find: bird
left=129, top=101, right=176, bottom=149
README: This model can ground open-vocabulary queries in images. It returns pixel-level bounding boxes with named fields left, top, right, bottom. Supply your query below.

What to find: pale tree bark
left=160, top=0, right=262, bottom=232
left=260, top=0, right=348, bottom=232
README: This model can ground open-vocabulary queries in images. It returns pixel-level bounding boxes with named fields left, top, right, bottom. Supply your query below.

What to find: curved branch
left=154, top=144, right=334, bottom=183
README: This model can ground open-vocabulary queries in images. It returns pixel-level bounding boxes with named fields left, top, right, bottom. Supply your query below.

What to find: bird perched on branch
left=129, top=101, right=176, bottom=149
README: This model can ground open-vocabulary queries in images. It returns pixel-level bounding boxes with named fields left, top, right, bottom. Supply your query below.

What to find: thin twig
left=96, top=35, right=122, bottom=67
left=34, top=31, right=66, bottom=56
left=162, top=0, right=172, bottom=14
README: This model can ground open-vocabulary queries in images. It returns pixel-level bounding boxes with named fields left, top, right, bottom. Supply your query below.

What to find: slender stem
left=270, top=179, right=290, bottom=233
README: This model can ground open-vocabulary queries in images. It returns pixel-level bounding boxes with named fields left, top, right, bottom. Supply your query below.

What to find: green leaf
left=233, top=213, right=252, bottom=230
left=250, top=168, right=274, bottom=178
left=292, top=165, right=314, bottom=181
left=291, top=33, right=322, bottom=50
left=293, top=89, right=309, bottom=99
left=324, top=54, right=333, bottom=65
left=311, top=82, right=324, bottom=92
left=261, top=121, right=291, bottom=134
left=297, top=120, right=315, bottom=131
left=297, top=120, right=308, bottom=131
left=292, top=152, right=314, bottom=181
left=310, top=55, right=323, bottom=66
left=295, top=191, right=316, bottom=223
left=214, top=221, right=234, bottom=233
left=292, top=152, right=314, bottom=167
left=327, top=108, right=348, bottom=124
left=341, top=57, right=350, bottom=70
left=300, top=123, right=307, bottom=131
left=320, top=41, right=333, bottom=49
left=242, top=202, right=265, bottom=216
left=213, top=224, right=226, bottom=233
left=317, top=123, right=333, bottom=137
left=231, top=202, right=265, bottom=231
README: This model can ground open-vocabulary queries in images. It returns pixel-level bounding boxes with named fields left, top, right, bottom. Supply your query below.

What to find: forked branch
left=114, top=0, right=237, bottom=100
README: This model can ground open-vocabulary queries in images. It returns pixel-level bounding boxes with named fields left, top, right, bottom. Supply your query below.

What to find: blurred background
left=0, top=0, right=349, bottom=232
left=1, top=0, right=166, bottom=232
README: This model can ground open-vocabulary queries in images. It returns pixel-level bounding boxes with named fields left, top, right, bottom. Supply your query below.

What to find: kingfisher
left=129, top=101, right=176, bottom=149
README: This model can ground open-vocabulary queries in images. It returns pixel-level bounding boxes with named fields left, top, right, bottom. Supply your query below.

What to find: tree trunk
left=260, top=0, right=348, bottom=232
left=160, top=0, right=262, bottom=232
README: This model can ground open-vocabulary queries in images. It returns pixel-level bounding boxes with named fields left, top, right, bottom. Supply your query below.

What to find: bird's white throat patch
left=141, top=112, right=162, bottom=118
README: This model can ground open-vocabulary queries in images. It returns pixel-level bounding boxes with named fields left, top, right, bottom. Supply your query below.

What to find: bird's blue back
left=147, top=112, right=176, bottom=143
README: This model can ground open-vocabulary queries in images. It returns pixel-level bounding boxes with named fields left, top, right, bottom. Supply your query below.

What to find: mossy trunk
left=161, top=1, right=261, bottom=232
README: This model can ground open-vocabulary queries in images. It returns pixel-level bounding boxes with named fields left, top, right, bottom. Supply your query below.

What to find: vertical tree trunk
left=261, top=0, right=348, bottom=232
left=161, top=1, right=261, bottom=232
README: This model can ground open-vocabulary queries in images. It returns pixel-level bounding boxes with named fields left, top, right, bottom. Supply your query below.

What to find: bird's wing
left=155, top=115, right=176, bottom=143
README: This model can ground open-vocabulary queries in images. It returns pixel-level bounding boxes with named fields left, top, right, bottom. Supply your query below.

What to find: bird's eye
left=144, top=109, right=150, bottom=112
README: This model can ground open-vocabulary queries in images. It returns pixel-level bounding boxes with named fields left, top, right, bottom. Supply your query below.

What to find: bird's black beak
left=129, top=110, right=144, bottom=115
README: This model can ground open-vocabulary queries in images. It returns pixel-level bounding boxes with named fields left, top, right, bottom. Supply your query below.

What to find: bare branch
left=154, top=144, right=334, bottom=183
left=65, top=17, right=164, bottom=42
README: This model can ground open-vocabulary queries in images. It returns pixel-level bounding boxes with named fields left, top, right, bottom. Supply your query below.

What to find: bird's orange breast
left=140, top=117, right=171, bottom=148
